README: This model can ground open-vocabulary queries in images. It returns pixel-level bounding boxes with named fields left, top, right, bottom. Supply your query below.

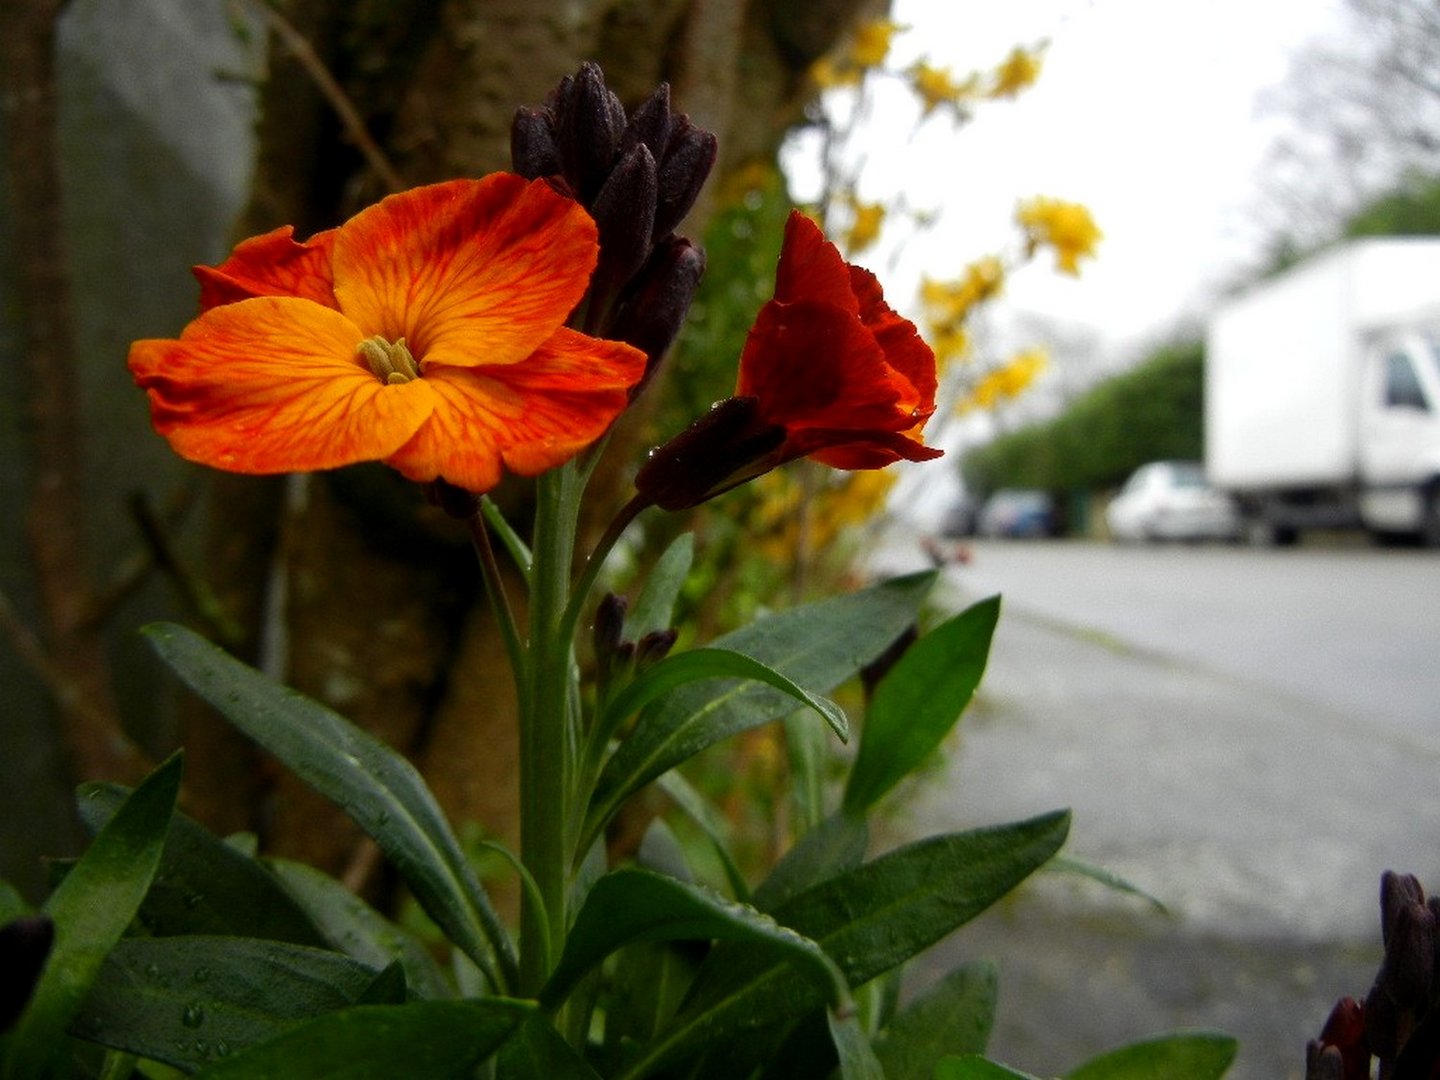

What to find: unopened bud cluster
left=512, top=63, right=714, bottom=393
left=1306, top=871, right=1440, bottom=1078
left=592, top=592, right=677, bottom=696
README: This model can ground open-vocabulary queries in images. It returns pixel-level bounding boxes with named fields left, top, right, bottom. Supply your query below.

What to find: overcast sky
left=790, top=0, right=1348, bottom=360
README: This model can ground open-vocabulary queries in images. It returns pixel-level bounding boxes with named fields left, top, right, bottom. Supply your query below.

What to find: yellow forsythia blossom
left=989, top=44, right=1044, bottom=98
left=927, top=323, right=970, bottom=365
left=1015, top=196, right=1102, bottom=275
left=851, top=19, right=905, bottom=68
left=811, top=54, right=862, bottom=89
left=960, top=347, right=1048, bottom=411
left=844, top=199, right=886, bottom=253
left=910, top=61, right=978, bottom=116
left=921, top=257, right=1005, bottom=321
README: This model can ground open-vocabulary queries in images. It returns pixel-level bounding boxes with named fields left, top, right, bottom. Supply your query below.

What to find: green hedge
left=961, top=340, right=1204, bottom=494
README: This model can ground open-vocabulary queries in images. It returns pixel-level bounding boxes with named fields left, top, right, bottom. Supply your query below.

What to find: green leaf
left=1065, top=1033, right=1237, bottom=1079
left=1045, top=855, right=1169, bottom=914
left=498, top=1015, right=604, bottom=1079
left=935, top=1057, right=1041, bottom=1080
left=3, top=752, right=182, bottom=1080
left=628, top=532, right=694, bottom=639
left=829, top=1011, right=885, bottom=1080
left=654, top=772, right=749, bottom=901
left=599, top=648, right=847, bottom=751
left=751, top=811, right=869, bottom=913
left=587, top=572, right=935, bottom=850
left=143, top=623, right=516, bottom=991
left=844, top=596, right=1000, bottom=815
left=76, top=783, right=326, bottom=947
left=73, top=936, right=384, bottom=1071
left=874, top=962, right=998, bottom=1080
left=266, top=858, right=452, bottom=1000
left=540, top=868, right=848, bottom=1014
left=0, top=881, right=28, bottom=924
left=620, top=811, right=1069, bottom=1080
left=191, top=998, right=534, bottom=1079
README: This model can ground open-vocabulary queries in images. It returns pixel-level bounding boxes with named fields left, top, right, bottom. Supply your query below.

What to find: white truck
left=1205, top=237, right=1440, bottom=546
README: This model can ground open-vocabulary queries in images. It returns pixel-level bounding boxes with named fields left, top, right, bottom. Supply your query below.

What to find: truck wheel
left=1423, top=487, right=1440, bottom=549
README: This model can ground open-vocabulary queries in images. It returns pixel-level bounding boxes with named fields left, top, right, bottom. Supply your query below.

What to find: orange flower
left=129, top=175, right=647, bottom=493
left=636, top=211, right=940, bottom=510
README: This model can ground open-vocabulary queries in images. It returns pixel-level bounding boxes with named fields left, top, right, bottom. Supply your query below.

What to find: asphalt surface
left=867, top=536, right=1440, bottom=1079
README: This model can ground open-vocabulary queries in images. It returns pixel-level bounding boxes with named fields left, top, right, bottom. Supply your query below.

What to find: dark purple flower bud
left=589, top=144, right=659, bottom=305
left=620, top=83, right=673, bottom=163
left=634, top=628, right=678, bottom=671
left=1363, top=977, right=1400, bottom=1058
left=1384, top=900, right=1435, bottom=1007
left=653, top=117, right=718, bottom=239
left=511, top=105, right=561, bottom=179
left=594, top=592, right=629, bottom=665
left=558, top=62, right=624, bottom=200
left=612, top=238, right=706, bottom=397
left=635, top=397, right=786, bottom=512
left=1303, top=1043, right=1344, bottom=1080
left=1, top=915, right=54, bottom=1032
left=1381, top=871, right=1425, bottom=948
left=424, top=478, right=481, bottom=519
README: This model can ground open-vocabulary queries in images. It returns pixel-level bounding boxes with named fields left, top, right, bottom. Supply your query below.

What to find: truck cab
left=1358, top=327, right=1440, bottom=542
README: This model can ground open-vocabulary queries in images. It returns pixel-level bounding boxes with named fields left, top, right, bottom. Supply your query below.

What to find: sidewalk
left=881, top=565, right=1436, bottom=1078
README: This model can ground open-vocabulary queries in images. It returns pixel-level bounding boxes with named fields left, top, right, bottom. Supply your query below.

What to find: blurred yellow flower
left=851, top=19, right=904, bottom=68
left=989, top=45, right=1044, bottom=98
left=910, top=61, right=977, bottom=115
left=927, top=323, right=970, bottom=365
left=844, top=199, right=886, bottom=253
left=922, top=257, right=1005, bottom=321
left=959, top=347, right=1048, bottom=412
left=1015, top=196, right=1102, bottom=275
left=810, top=54, right=862, bottom=89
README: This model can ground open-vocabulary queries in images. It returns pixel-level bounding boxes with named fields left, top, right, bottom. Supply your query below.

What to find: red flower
left=636, top=211, right=940, bottom=510
left=129, top=175, right=646, bottom=493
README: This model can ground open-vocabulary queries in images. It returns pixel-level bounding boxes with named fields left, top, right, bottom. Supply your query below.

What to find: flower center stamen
left=358, top=336, right=421, bottom=385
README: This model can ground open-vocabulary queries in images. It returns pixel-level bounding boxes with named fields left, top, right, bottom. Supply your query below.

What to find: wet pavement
left=868, top=537, right=1440, bottom=1078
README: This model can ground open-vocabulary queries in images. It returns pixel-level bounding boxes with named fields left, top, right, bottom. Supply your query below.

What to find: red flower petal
left=848, top=263, right=937, bottom=417
left=128, top=297, right=433, bottom=474
left=738, top=300, right=919, bottom=434
left=330, top=175, right=600, bottom=370
left=771, top=212, right=860, bottom=312
left=384, top=327, right=646, bottom=491
left=193, top=226, right=339, bottom=312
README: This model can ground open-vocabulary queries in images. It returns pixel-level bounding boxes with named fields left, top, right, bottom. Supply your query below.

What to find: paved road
left=866, top=536, right=1440, bottom=1078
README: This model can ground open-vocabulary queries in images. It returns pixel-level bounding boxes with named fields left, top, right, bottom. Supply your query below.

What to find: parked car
left=1106, top=461, right=1240, bottom=542
left=977, top=489, right=1056, bottom=538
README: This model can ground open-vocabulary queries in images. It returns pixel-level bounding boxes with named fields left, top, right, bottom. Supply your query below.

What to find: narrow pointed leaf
left=844, top=596, right=1000, bottom=815
left=935, top=1057, right=1041, bottom=1080
left=619, top=811, right=1069, bottom=1080
left=599, top=647, right=848, bottom=747
left=654, top=772, right=749, bottom=901
left=1065, top=1032, right=1237, bottom=1079
left=76, top=783, right=326, bottom=947
left=628, top=532, right=694, bottom=638
left=73, top=936, right=383, bottom=1071
left=541, top=868, right=848, bottom=1013
left=829, top=1011, right=885, bottom=1080
left=4, top=753, right=181, bottom=1080
left=1046, top=855, right=1169, bottom=914
left=266, top=858, right=453, bottom=999
left=588, top=572, right=935, bottom=847
left=498, top=1015, right=604, bottom=1079
left=874, top=962, right=997, bottom=1080
left=192, top=998, right=534, bottom=1079
left=751, top=811, right=869, bottom=913
left=143, top=623, right=516, bottom=991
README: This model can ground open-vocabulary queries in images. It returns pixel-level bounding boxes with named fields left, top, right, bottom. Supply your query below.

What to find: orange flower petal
left=330, top=175, right=600, bottom=370
left=193, top=226, right=339, bottom=312
left=129, top=297, right=434, bottom=474
left=384, top=327, right=646, bottom=491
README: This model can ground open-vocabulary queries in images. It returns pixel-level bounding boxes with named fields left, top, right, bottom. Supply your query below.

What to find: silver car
left=1106, top=461, right=1239, bottom=542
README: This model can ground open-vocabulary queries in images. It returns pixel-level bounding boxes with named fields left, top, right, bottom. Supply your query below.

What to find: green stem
left=558, top=492, right=652, bottom=659
left=519, top=465, right=585, bottom=993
